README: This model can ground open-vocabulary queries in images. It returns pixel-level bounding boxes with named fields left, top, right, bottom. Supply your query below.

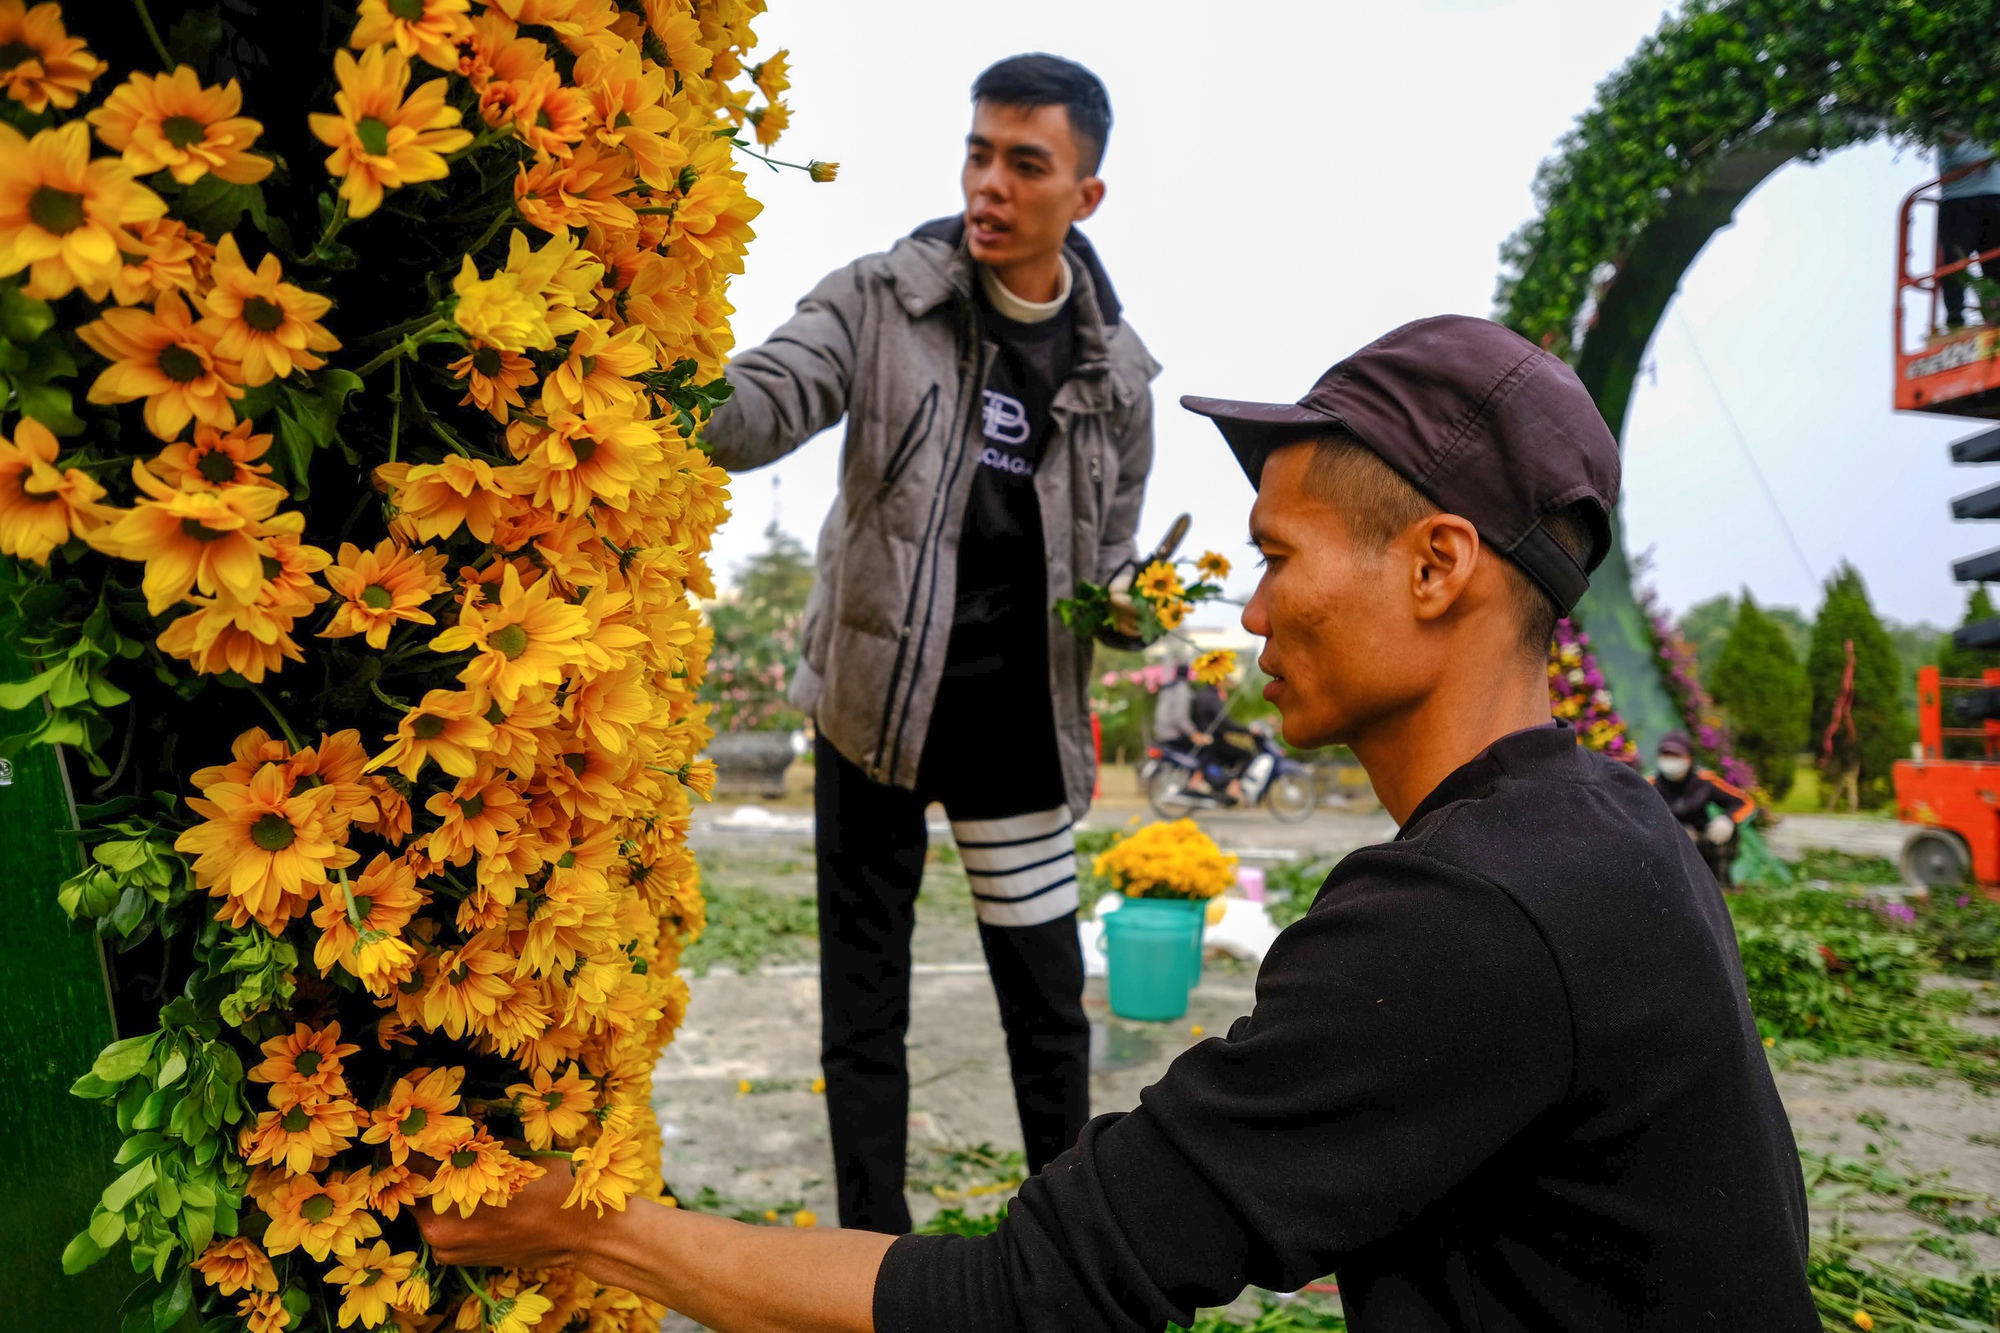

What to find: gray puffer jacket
left=704, top=218, right=1160, bottom=816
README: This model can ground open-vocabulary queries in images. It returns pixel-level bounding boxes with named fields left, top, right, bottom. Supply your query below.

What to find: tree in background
left=700, top=524, right=817, bottom=732
left=1710, top=592, right=1810, bottom=798
left=1683, top=592, right=1812, bottom=675
left=1806, top=563, right=1916, bottom=809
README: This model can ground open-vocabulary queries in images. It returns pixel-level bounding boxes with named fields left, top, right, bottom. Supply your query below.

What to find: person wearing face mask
left=1651, top=731, right=1755, bottom=884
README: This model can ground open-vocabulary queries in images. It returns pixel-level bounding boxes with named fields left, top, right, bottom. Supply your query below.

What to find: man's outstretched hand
left=413, top=1154, right=893, bottom=1333
left=417, top=1155, right=589, bottom=1272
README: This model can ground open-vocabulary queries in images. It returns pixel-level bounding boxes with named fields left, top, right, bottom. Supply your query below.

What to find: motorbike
left=1140, top=726, right=1317, bottom=823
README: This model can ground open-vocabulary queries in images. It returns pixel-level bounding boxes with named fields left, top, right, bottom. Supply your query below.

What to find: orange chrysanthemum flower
left=422, top=1129, right=540, bottom=1217
left=0, top=120, right=164, bottom=299
left=155, top=596, right=307, bottom=683
left=320, top=538, right=449, bottom=649
left=423, top=768, right=524, bottom=865
left=85, top=463, right=282, bottom=613
left=361, top=1065, right=472, bottom=1164
left=480, top=687, right=559, bottom=778
left=86, top=66, right=272, bottom=186
left=326, top=1241, right=417, bottom=1330
left=348, top=1161, right=420, bottom=1220
left=201, top=234, right=340, bottom=386
left=240, top=1094, right=359, bottom=1174
left=505, top=1063, right=594, bottom=1149
left=0, top=0, right=102, bottom=112
left=350, top=0, right=473, bottom=70
left=308, top=44, right=472, bottom=219
left=310, top=850, right=422, bottom=987
left=375, top=455, right=515, bottom=544
left=101, top=215, right=205, bottom=306
left=148, top=419, right=278, bottom=492
left=260, top=1171, right=380, bottom=1262
left=431, top=563, right=589, bottom=704
left=539, top=320, right=652, bottom=418
left=176, top=763, right=358, bottom=934
left=420, top=928, right=517, bottom=1039
left=365, top=686, right=494, bottom=781
left=248, top=1021, right=361, bottom=1103
left=0, top=415, right=110, bottom=562
left=565, top=1126, right=647, bottom=1216
left=192, top=1236, right=278, bottom=1296
left=236, top=1291, right=292, bottom=1333
left=78, top=289, right=242, bottom=439
left=447, top=341, right=536, bottom=422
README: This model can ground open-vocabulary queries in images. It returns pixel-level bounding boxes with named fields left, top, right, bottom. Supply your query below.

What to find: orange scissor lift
left=1893, top=151, right=2000, bottom=888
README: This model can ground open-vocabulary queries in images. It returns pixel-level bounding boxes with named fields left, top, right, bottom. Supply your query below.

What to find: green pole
left=0, top=639, right=130, bottom=1326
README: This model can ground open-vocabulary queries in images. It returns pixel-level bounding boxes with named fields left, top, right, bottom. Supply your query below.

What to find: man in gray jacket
left=703, top=53, right=1160, bottom=1233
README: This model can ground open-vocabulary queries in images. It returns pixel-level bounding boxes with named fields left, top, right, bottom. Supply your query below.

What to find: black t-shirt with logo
left=938, top=283, right=1077, bottom=688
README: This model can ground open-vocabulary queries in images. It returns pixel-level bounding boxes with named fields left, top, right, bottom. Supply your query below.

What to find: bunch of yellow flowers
left=0, top=2, right=823, bottom=1330
left=1093, top=819, right=1239, bottom=901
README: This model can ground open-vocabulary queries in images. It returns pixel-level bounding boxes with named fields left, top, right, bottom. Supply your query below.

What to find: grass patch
left=682, top=884, right=819, bottom=976
left=1732, top=879, right=2000, bottom=1084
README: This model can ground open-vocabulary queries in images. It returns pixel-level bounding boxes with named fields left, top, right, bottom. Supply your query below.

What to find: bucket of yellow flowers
left=1092, top=819, right=1236, bottom=1021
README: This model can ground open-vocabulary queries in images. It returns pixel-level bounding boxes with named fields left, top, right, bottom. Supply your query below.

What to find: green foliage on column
left=1807, top=563, right=1917, bottom=807
left=1711, top=592, right=1809, bottom=797
left=1493, top=0, right=2000, bottom=753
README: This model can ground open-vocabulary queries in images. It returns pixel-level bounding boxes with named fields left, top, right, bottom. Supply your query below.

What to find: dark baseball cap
left=1181, top=314, right=1620, bottom=614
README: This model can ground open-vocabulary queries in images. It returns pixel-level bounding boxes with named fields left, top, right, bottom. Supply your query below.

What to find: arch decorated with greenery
left=1494, top=0, right=2000, bottom=754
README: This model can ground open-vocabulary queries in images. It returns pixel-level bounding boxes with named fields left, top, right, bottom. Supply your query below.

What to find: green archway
left=1494, top=0, right=2000, bottom=754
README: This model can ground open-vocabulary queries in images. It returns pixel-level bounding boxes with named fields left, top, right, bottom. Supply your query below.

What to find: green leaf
left=0, top=282, right=53, bottom=343
left=96, top=839, right=153, bottom=874
left=165, top=7, right=221, bottom=67
left=178, top=1204, right=212, bottom=1258
left=89, top=1205, right=126, bottom=1248
left=18, top=380, right=84, bottom=435
left=71, top=1070, right=118, bottom=1099
left=61, top=1227, right=109, bottom=1274
left=0, top=662, right=64, bottom=709
left=102, top=1156, right=157, bottom=1213
left=93, top=1032, right=160, bottom=1084
left=154, top=1047, right=187, bottom=1088
left=155, top=1172, right=181, bottom=1219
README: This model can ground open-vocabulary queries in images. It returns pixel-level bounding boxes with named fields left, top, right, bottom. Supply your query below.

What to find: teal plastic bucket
left=1102, top=896, right=1206, bottom=1022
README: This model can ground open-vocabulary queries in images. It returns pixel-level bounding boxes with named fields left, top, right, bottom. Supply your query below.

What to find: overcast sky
left=708, top=0, right=1974, bottom=631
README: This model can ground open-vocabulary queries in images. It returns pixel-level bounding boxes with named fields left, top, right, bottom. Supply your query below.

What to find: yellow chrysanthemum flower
left=307, top=43, right=471, bottom=218
left=1134, top=560, right=1183, bottom=603
left=1195, top=550, right=1231, bottom=581
left=0, top=0, right=102, bottom=112
left=0, top=415, right=111, bottom=563
left=78, top=290, right=243, bottom=440
left=200, top=234, right=340, bottom=386
left=86, top=66, right=272, bottom=186
left=1190, top=649, right=1235, bottom=686
left=349, top=0, right=472, bottom=70
left=0, top=119, right=165, bottom=298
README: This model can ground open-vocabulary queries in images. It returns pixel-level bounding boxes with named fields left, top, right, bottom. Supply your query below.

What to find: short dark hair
left=1300, top=436, right=1592, bottom=658
left=971, top=53, right=1112, bottom=175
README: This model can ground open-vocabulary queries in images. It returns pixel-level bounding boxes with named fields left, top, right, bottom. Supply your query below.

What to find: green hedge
left=1496, top=0, right=2000, bottom=353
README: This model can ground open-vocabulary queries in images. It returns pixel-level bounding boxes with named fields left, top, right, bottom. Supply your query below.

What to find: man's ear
left=1074, top=176, right=1105, bottom=222
left=1407, top=513, right=1481, bottom=623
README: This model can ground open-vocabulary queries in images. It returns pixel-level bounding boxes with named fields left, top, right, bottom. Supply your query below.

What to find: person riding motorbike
left=1650, top=731, right=1756, bottom=885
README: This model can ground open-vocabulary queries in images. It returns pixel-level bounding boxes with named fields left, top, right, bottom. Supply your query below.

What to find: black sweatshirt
left=875, top=724, right=1817, bottom=1332
left=939, top=279, right=1077, bottom=686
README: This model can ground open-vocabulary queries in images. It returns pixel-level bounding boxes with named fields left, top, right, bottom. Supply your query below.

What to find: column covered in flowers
left=1548, top=617, right=1640, bottom=764
left=0, top=2, right=823, bottom=1329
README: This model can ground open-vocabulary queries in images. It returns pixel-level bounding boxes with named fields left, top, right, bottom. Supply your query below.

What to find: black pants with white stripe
left=813, top=712, right=1089, bottom=1234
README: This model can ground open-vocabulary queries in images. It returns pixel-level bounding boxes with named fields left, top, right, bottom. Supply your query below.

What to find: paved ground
left=651, top=768, right=1941, bottom=1329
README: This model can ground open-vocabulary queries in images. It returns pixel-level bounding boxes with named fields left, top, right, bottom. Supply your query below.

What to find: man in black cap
left=1653, top=730, right=1756, bottom=884
left=418, top=316, right=1819, bottom=1332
